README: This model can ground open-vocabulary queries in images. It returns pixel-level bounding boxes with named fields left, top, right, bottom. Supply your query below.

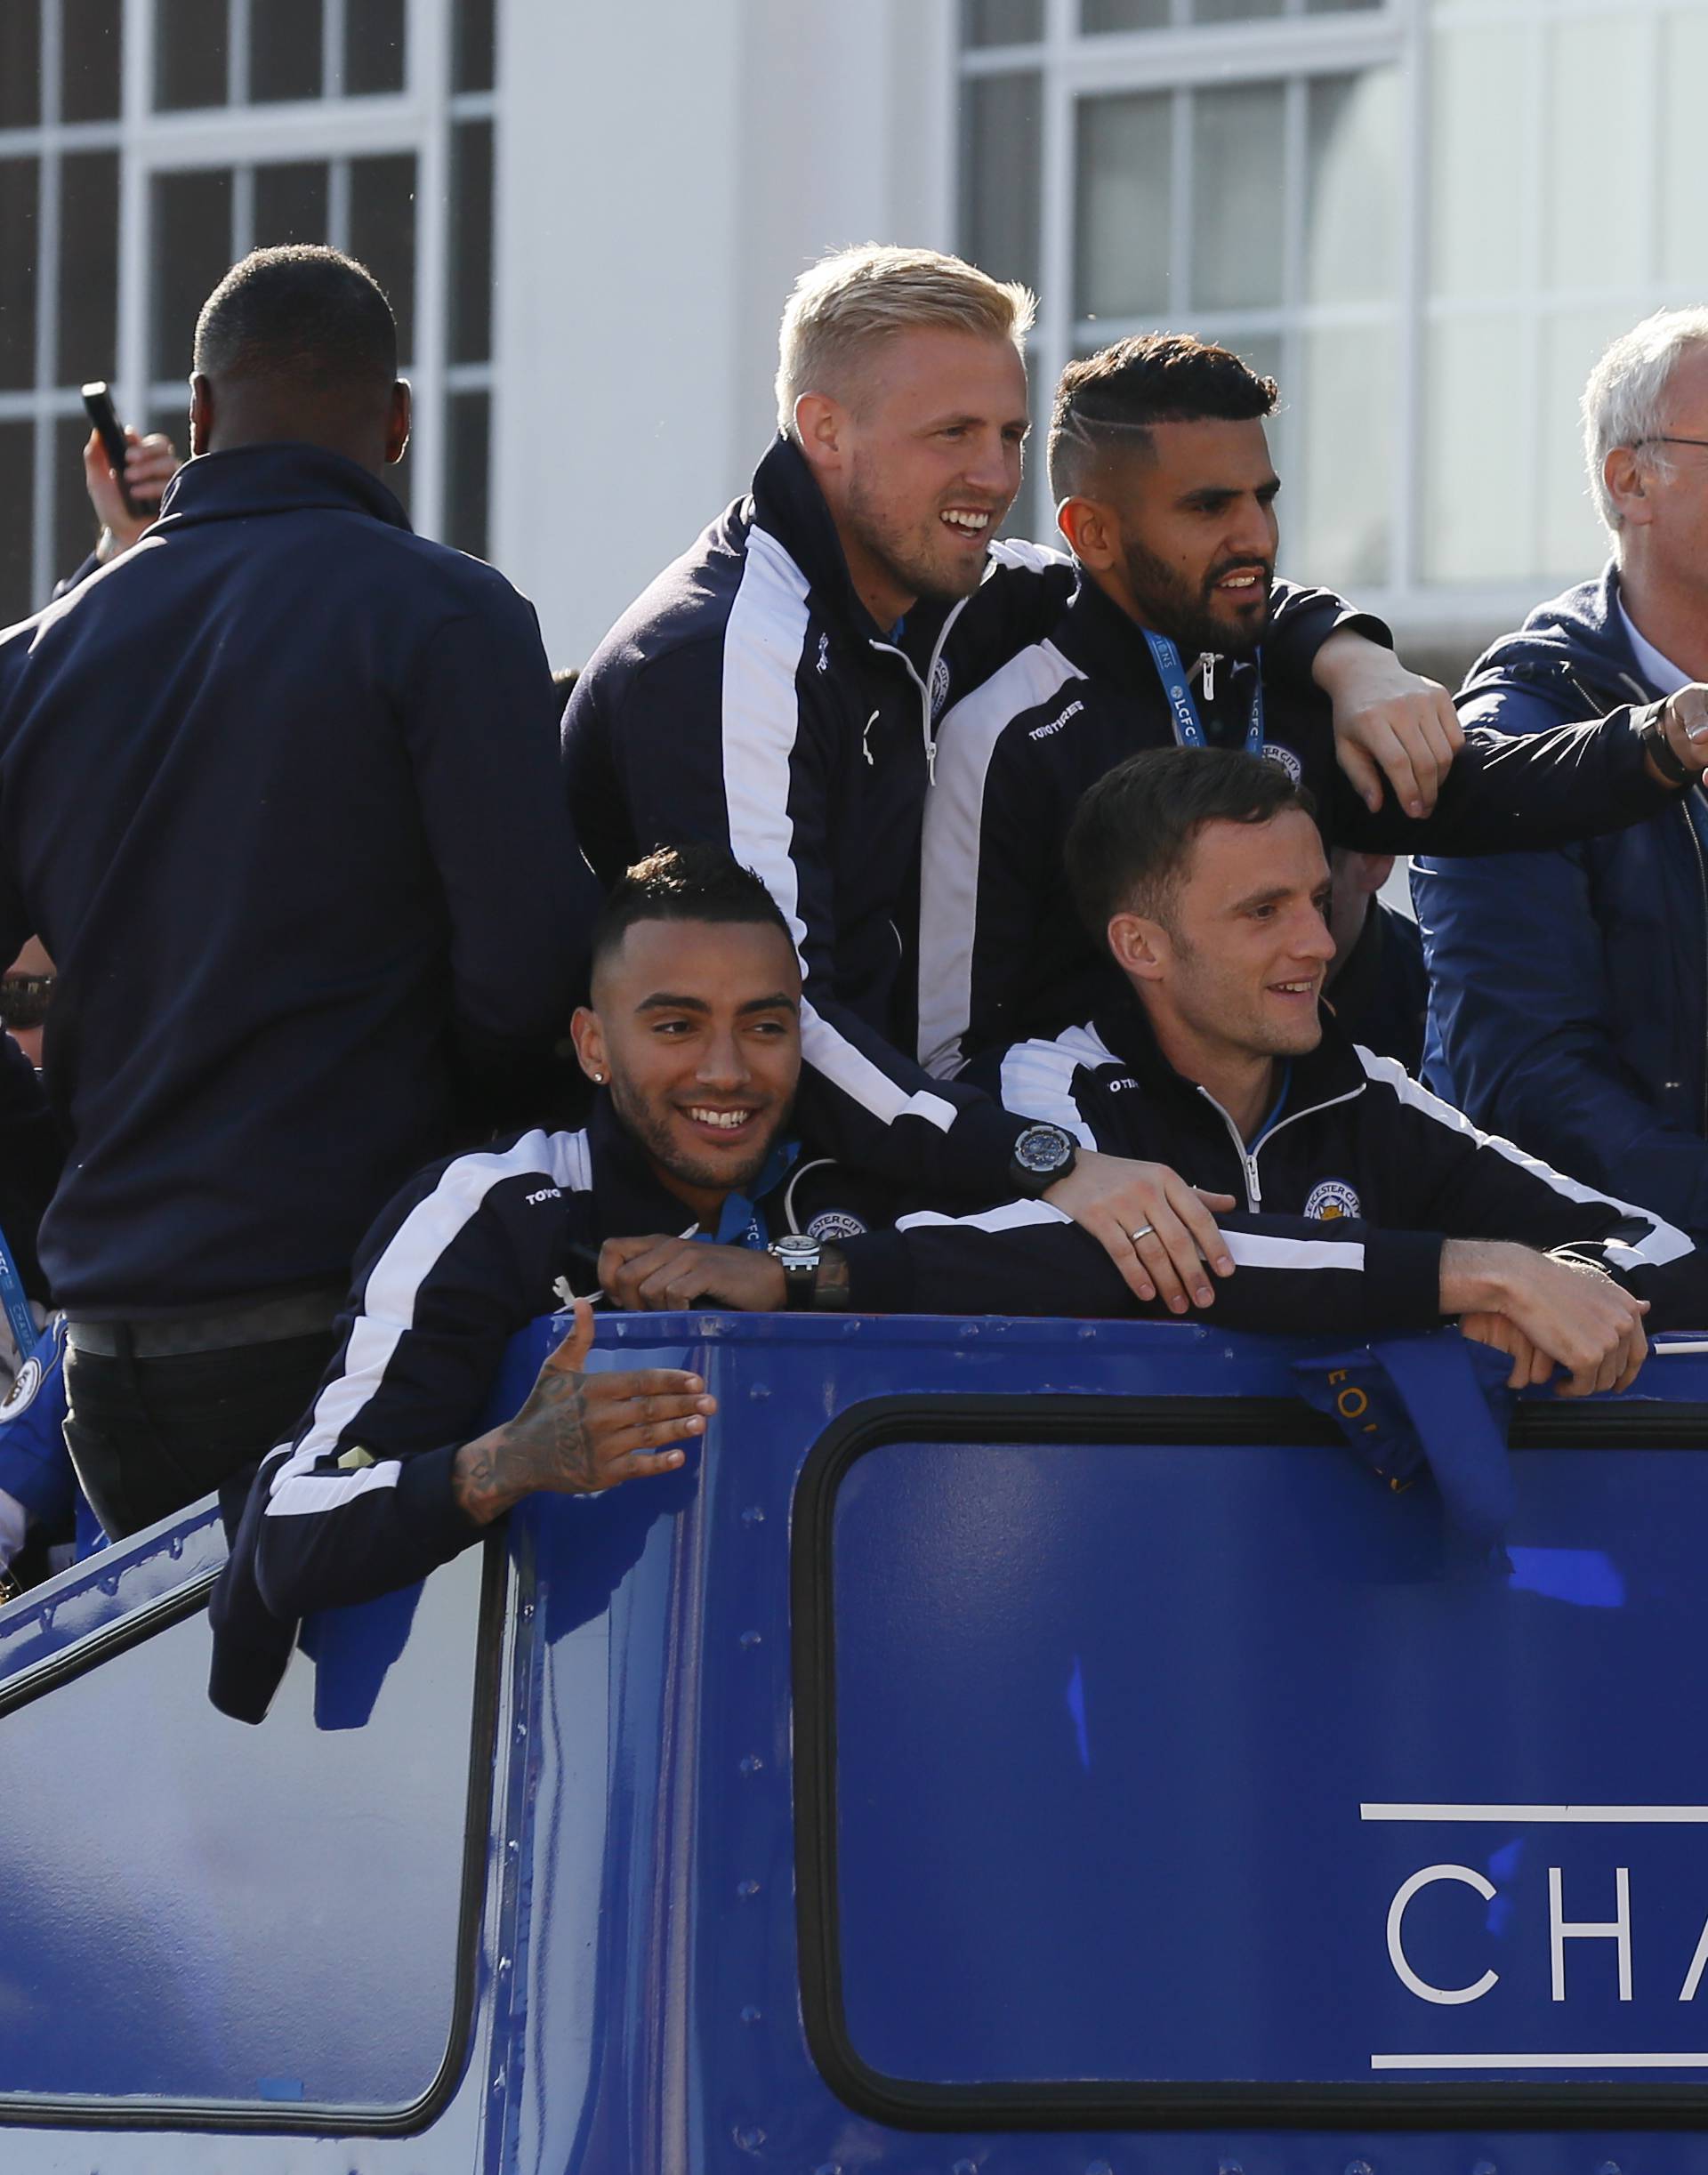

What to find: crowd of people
left=1, top=239, right=1706, bottom=1710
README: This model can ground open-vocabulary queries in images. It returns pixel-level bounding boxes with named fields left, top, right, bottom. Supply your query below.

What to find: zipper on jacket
left=1194, top=1079, right=1367, bottom=1210
left=867, top=592, right=971, bottom=788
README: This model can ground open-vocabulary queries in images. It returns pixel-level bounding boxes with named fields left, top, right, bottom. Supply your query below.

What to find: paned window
left=0, top=0, right=497, bottom=624
left=958, top=0, right=1708, bottom=643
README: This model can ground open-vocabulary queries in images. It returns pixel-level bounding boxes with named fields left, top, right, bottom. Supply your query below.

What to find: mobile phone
left=80, top=382, right=138, bottom=519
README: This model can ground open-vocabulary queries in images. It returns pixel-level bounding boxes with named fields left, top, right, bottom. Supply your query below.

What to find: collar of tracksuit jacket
left=149, top=439, right=411, bottom=536
left=1050, top=568, right=1262, bottom=737
left=1084, top=991, right=1369, bottom=1175
left=746, top=432, right=957, bottom=659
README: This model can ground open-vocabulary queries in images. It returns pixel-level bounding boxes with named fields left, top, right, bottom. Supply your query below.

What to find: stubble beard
left=606, top=1071, right=782, bottom=1204
left=1123, top=534, right=1273, bottom=661
left=843, top=463, right=990, bottom=610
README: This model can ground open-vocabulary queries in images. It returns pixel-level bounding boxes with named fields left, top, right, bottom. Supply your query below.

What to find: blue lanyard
left=0, top=1229, right=36, bottom=1356
left=1142, top=630, right=1264, bottom=757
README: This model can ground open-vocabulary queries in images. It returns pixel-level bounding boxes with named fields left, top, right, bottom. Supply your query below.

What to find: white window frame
left=0, top=0, right=495, bottom=610
left=958, top=0, right=1708, bottom=648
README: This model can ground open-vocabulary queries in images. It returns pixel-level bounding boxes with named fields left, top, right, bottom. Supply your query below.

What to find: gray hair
left=1582, top=307, right=1708, bottom=536
left=775, top=243, right=1035, bottom=437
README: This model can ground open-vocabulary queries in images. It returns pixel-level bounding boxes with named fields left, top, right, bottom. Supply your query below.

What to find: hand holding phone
left=81, top=382, right=138, bottom=520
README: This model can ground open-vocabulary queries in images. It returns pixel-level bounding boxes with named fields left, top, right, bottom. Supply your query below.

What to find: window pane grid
left=6, top=0, right=489, bottom=612
left=963, top=0, right=1704, bottom=628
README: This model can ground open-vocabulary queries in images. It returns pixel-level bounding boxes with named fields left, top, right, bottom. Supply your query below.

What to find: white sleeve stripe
left=722, top=524, right=955, bottom=1136
left=263, top=1129, right=571, bottom=1518
left=897, top=1198, right=1073, bottom=1234
left=266, top=1462, right=404, bottom=1518
left=915, top=640, right=1086, bottom=1079
left=1225, top=1232, right=1368, bottom=1273
left=1354, top=1045, right=1695, bottom=1268
left=996, top=1031, right=1104, bottom=1150
left=801, top=1000, right=958, bottom=1132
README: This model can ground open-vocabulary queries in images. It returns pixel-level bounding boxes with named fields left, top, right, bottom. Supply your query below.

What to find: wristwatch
left=1006, top=1121, right=1077, bottom=1197
left=769, top=1233, right=822, bottom=1309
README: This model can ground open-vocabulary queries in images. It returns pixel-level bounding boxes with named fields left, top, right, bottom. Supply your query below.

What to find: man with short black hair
left=0, top=244, right=588, bottom=1538
left=959, top=747, right=1706, bottom=1387
left=917, top=333, right=1708, bottom=1077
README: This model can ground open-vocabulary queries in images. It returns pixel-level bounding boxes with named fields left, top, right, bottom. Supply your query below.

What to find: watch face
left=773, top=1236, right=820, bottom=1265
left=1013, top=1124, right=1072, bottom=1176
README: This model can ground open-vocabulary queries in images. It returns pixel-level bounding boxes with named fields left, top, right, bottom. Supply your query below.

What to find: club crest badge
left=1304, top=1178, right=1361, bottom=1222
left=1263, top=743, right=1304, bottom=785
left=931, top=657, right=951, bottom=718
left=0, top=1355, right=43, bottom=1418
left=807, top=1209, right=868, bottom=1242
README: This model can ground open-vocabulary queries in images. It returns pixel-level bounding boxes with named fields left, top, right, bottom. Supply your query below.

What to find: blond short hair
left=1582, top=307, right=1708, bottom=537
left=775, top=243, right=1035, bottom=437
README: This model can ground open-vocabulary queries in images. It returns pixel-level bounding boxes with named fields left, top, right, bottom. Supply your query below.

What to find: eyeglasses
left=1633, top=435, right=1708, bottom=453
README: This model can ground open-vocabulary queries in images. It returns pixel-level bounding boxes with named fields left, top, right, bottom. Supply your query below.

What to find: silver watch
left=769, top=1233, right=822, bottom=1309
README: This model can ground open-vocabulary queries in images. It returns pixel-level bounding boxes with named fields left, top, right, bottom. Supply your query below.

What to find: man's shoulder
left=934, top=636, right=1101, bottom=773
left=1459, top=567, right=1646, bottom=721
left=965, top=1018, right=1134, bottom=1117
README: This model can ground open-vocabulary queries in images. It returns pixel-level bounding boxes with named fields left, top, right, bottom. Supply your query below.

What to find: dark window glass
left=249, top=0, right=322, bottom=102
left=155, top=0, right=229, bottom=110
left=445, top=389, right=488, bottom=558
left=1083, top=0, right=1171, bottom=22
left=57, top=151, right=119, bottom=384
left=345, top=0, right=406, bottom=94
left=0, top=2, right=42, bottom=128
left=54, top=412, right=98, bottom=582
left=0, top=160, right=39, bottom=393
left=253, top=159, right=328, bottom=248
left=447, top=120, right=492, bottom=366
left=350, top=152, right=415, bottom=361
left=61, top=0, right=125, bottom=124
left=958, top=73, right=1041, bottom=298
left=150, top=167, right=232, bottom=381
left=0, top=423, right=34, bottom=624
left=961, top=0, right=1043, bottom=42
left=453, top=0, right=495, bottom=92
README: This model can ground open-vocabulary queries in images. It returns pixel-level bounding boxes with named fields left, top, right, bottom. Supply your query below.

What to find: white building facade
left=4, top=0, right=1706, bottom=680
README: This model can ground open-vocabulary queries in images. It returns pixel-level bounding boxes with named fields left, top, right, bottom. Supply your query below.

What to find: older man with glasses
left=1415, top=309, right=1708, bottom=1238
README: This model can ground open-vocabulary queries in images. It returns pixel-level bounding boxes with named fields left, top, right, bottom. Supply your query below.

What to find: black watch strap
left=1642, top=709, right=1693, bottom=788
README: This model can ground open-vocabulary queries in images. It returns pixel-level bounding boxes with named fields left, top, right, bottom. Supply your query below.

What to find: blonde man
left=561, top=246, right=1422, bottom=1303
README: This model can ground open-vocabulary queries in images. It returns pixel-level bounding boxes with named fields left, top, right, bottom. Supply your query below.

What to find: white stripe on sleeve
left=916, top=640, right=1086, bottom=1078
left=264, top=1128, right=577, bottom=1520
left=1223, top=1231, right=1367, bottom=1273
left=721, top=522, right=959, bottom=1137
left=995, top=1022, right=1122, bottom=1149
left=896, top=1197, right=1074, bottom=1234
left=1354, top=1045, right=1694, bottom=1268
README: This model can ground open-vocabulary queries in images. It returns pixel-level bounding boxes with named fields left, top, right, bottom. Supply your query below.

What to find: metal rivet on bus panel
left=737, top=1879, right=761, bottom=1899
left=959, top=1321, right=980, bottom=1338
left=1470, top=2161, right=1497, bottom=2175
left=1594, top=2164, right=1623, bottom=2175
left=742, top=1504, right=766, bottom=1526
left=733, top=2125, right=765, bottom=2151
left=1218, top=2161, right=1245, bottom=2175
left=811, top=2162, right=842, bottom=2174
left=951, top=2162, right=979, bottom=2175
left=748, top=1381, right=770, bottom=1399
left=520, top=1599, right=535, bottom=1620
left=1345, top=2163, right=1374, bottom=2175
left=738, top=1629, right=762, bottom=1649
left=740, top=2004, right=762, bottom=2026
left=739, top=1753, right=764, bottom=1776
left=514, top=1720, right=528, bottom=1739
left=497, top=1954, right=512, bottom=1974
left=1084, top=2161, right=1114, bottom=2175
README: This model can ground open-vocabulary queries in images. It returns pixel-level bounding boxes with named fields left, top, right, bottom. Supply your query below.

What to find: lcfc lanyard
left=1142, top=630, right=1264, bottom=756
left=0, top=1228, right=36, bottom=1356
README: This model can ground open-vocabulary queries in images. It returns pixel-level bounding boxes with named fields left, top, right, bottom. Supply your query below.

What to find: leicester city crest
left=931, top=657, right=951, bottom=718
left=1263, top=743, right=1304, bottom=785
left=807, top=1209, right=868, bottom=1243
left=1303, top=1178, right=1360, bottom=1222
